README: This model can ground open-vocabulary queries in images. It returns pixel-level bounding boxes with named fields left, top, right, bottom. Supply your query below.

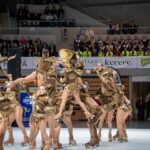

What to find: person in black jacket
left=136, top=95, right=145, bottom=121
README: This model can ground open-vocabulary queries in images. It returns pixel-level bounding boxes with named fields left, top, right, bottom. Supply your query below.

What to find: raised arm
left=13, top=71, right=36, bottom=85
left=0, top=57, right=8, bottom=63
left=0, top=55, right=16, bottom=63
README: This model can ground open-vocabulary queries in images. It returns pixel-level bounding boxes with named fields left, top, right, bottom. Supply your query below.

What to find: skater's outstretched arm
left=13, top=71, right=36, bottom=86
left=0, top=55, right=16, bottom=63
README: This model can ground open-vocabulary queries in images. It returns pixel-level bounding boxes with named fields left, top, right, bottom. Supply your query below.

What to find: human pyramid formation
left=0, top=49, right=132, bottom=150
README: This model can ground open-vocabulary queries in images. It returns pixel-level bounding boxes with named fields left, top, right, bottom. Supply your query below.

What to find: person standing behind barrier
left=136, top=95, right=145, bottom=121
left=145, top=93, right=150, bottom=120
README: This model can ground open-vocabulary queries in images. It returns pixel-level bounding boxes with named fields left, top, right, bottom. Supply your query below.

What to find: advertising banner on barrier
left=19, top=91, right=32, bottom=127
left=82, top=57, right=137, bottom=69
left=1, top=56, right=150, bottom=69
left=136, top=56, right=150, bottom=68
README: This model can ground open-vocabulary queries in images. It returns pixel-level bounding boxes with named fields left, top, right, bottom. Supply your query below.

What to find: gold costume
left=30, top=57, right=59, bottom=123
left=116, top=84, right=132, bottom=112
left=0, top=91, right=19, bottom=120
left=59, top=49, right=84, bottom=91
left=92, top=66, right=118, bottom=112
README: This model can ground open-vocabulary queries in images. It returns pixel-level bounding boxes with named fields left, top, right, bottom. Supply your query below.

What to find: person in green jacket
left=77, top=49, right=83, bottom=57
left=98, top=49, right=104, bottom=57
left=145, top=49, right=150, bottom=56
left=129, top=48, right=137, bottom=56
left=33, top=47, right=41, bottom=57
left=82, top=47, right=92, bottom=57
left=137, top=48, right=145, bottom=56
left=106, top=48, right=114, bottom=57
left=121, top=48, right=130, bottom=56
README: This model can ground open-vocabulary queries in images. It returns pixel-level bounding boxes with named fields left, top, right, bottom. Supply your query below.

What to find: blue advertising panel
left=19, top=91, right=32, bottom=127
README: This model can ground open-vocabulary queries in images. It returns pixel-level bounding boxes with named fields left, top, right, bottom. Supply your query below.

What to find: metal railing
left=1, top=26, right=150, bottom=35
left=19, top=19, right=76, bottom=27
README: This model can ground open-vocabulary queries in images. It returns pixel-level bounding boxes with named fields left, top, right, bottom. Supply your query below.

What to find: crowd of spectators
left=0, top=37, right=58, bottom=57
left=108, top=21, right=138, bottom=35
left=73, top=35, right=150, bottom=57
left=17, top=4, right=75, bottom=27
left=1, top=35, right=150, bottom=58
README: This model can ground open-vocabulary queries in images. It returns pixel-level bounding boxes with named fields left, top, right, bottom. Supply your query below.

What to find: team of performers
left=0, top=49, right=132, bottom=150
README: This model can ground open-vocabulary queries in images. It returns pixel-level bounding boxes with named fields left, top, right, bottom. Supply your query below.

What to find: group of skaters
left=0, top=48, right=132, bottom=150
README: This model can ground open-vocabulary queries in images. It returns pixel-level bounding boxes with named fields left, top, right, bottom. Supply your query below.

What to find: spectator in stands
left=22, top=42, right=31, bottom=56
left=82, top=47, right=92, bottom=57
left=74, top=35, right=81, bottom=51
left=90, top=36, right=96, bottom=45
left=106, top=48, right=114, bottom=57
left=57, top=5, right=64, bottom=19
left=121, top=47, right=130, bottom=56
left=13, top=36, right=19, bottom=46
left=114, top=46, right=121, bottom=56
left=44, top=6, right=51, bottom=16
left=77, top=48, right=83, bottom=57
left=114, top=21, right=121, bottom=34
left=97, top=42, right=105, bottom=56
left=147, top=41, right=150, bottom=50
left=90, top=44, right=98, bottom=56
left=33, top=47, right=41, bottom=56
left=98, top=49, right=104, bottom=57
left=83, top=36, right=91, bottom=48
left=145, top=48, right=150, bottom=56
left=137, top=47, right=145, bottom=56
left=48, top=41, right=58, bottom=56
left=17, top=3, right=74, bottom=27
left=42, top=42, right=48, bottom=49
left=0, top=37, right=57, bottom=57
left=22, top=6, right=30, bottom=20
left=5, top=37, right=11, bottom=46
left=27, top=48, right=33, bottom=57
left=142, top=35, right=149, bottom=48
left=0, top=41, right=8, bottom=56
left=129, top=21, right=138, bottom=34
left=51, top=5, right=58, bottom=20
left=17, top=6, right=24, bottom=21
left=129, top=46, right=137, bottom=56
left=122, top=21, right=129, bottom=34
left=20, top=36, right=28, bottom=46
left=108, top=21, right=114, bottom=35
left=34, top=37, right=42, bottom=49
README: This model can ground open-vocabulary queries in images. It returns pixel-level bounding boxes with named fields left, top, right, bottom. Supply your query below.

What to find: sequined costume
left=90, top=65, right=118, bottom=112
left=57, top=49, right=103, bottom=148
left=116, top=84, right=132, bottom=112
left=0, top=90, right=19, bottom=119
left=30, top=57, right=59, bottom=123
left=0, top=92, right=11, bottom=120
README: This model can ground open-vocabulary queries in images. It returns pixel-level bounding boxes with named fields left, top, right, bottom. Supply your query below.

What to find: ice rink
left=3, top=127, right=150, bottom=150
